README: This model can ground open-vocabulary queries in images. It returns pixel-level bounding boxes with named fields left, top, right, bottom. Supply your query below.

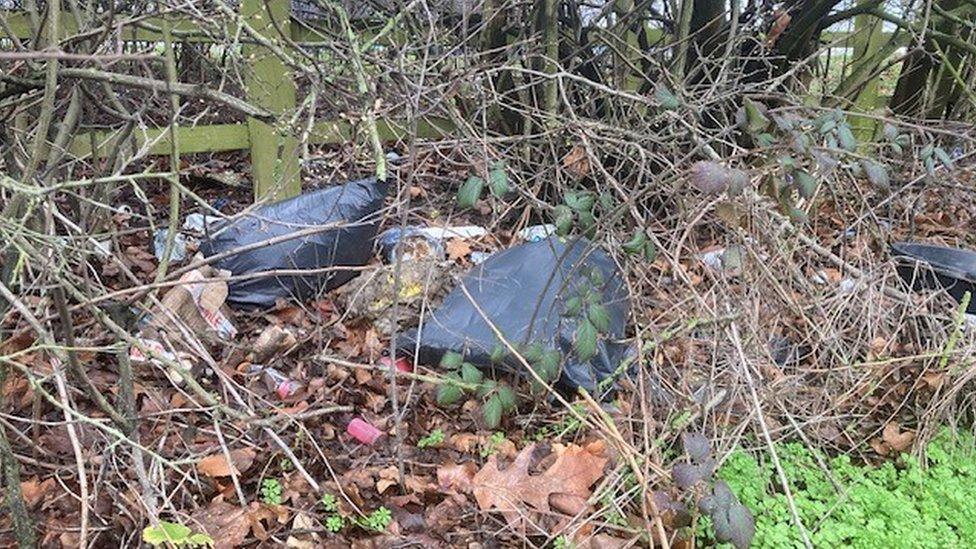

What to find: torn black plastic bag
left=398, top=237, right=631, bottom=393
left=199, top=178, right=387, bottom=309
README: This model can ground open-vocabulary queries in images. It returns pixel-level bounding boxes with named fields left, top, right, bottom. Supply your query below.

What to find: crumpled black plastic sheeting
left=398, top=237, right=631, bottom=393
left=200, top=178, right=388, bottom=309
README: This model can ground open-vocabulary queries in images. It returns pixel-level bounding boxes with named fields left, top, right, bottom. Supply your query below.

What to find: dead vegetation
left=3, top=0, right=976, bottom=547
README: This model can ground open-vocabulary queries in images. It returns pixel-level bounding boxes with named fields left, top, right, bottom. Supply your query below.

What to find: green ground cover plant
left=710, top=430, right=976, bottom=548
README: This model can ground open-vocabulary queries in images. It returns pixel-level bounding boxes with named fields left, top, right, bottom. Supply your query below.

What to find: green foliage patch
left=712, top=431, right=976, bottom=548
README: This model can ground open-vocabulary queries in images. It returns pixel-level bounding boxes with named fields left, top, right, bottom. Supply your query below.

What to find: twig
left=728, top=319, right=813, bottom=549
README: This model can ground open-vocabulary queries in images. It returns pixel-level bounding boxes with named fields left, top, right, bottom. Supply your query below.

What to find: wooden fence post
left=242, top=0, right=300, bottom=201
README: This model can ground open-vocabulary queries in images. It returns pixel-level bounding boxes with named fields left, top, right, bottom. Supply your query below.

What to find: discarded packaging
left=470, top=251, right=491, bottom=265
left=251, top=325, right=297, bottom=362
left=516, top=224, right=557, bottom=242
left=153, top=229, right=187, bottom=262
left=128, top=338, right=194, bottom=385
left=347, top=417, right=383, bottom=445
left=247, top=364, right=302, bottom=399
left=199, top=178, right=388, bottom=309
left=398, top=237, right=631, bottom=393
left=892, top=241, right=976, bottom=314
left=376, top=227, right=446, bottom=263
left=145, top=265, right=237, bottom=343
left=183, top=213, right=223, bottom=233
left=376, top=225, right=488, bottom=263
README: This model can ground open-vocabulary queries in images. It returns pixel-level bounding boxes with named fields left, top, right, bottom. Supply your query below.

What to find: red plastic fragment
left=347, top=417, right=383, bottom=445
left=380, top=355, right=413, bottom=373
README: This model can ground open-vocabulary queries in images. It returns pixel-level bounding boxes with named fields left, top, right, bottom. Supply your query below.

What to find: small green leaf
left=496, top=385, right=517, bottom=411
left=554, top=205, right=574, bottom=236
left=436, top=374, right=464, bottom=406
left=563, top=191, right=579, bottom=209
left=476, top=379, right=497, bottom=399
left=860, top=159, right=889, bottom=188
left=756, top=133, right=776, bottom=147
left=457, top=175, right=484, bottom=208
left=883, top=122, right=899, bottom=141
left=837, top=124, right=857, bottom=152
left=896, top=134, right=910, bottom=147
left=574, top=192, right=596, bottom=212
left=483, top=395, right=503, bottom=428
left=563, top=295, right=582, bottom=317
left=643, top=241, right=658, bottom=262
left=787, top=205, right=809, bottom=224
left=742, top=98, right=770, bottom=134
left=488, top=165, right=509, bottom=197
left=587, top=303, right=611, bottom=333
left=521, top=343, right=544, bottom=363
left=794, top=170, right=817, bottom=199
left=921, top=143, right=934, bottom=159
left=655, top=85, right=680, bottom=110
left=538, top=350, right=561, bottom=380
left=578, top=209, right=595, bottom=231
left=490, top=344, right=507, bottom=364
left=575, top=319, right=598, bottom=362
left=623, top=231, right=647, bottom=254
left=925, top=155, right=936, bottom=176
left=890, top=142, right=903, bottom=156
left=440, top=351, right=463, bottom=369
left=143, top=522, right=193, bottom=545
left=461, top=362, right=483, bottom=384
left=819, top=118, right=837, bottom=134
left=934, top=147, right=954, bottom=169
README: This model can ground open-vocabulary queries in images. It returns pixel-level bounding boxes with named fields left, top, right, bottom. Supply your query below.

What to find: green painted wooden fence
left=1, top=4, right=898, bottom=200
left=1, top=1, right=452, bottom=201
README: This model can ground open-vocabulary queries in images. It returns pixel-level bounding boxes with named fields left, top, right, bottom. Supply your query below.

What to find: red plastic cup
left=347, top=417, right=383, bottom=445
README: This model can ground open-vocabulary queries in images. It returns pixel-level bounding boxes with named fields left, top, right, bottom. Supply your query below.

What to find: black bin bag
left=200, top=178, right=387, bottom=309
left=891, top=241, right=976, bottom=314
left=397, top=237, right=631, bottom=393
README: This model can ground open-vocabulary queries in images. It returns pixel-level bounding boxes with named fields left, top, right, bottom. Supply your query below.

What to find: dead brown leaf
left=377, top=465, right=399, bottom=494
left=190, top=501, right=252, bottom=549
left=446, top=238, right=472, bottom=261
left=882, top=422, right=915, bottom=453
left=563, top=145, right=591, bottom=178
left=197, top=448, right=256, bottom=478
left=471, top=441, right=608, bottom=526
left=437, top=461, right=476, bottom=493
left=20, top=477, right=55, bottom=508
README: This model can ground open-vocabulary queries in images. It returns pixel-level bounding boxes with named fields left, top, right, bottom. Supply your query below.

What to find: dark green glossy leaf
left=457, top=175, right=484, bottom=208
